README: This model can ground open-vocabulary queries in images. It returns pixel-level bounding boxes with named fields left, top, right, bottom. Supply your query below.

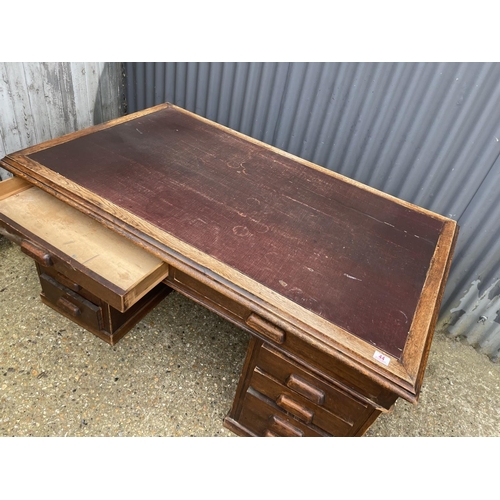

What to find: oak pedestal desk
left=0, top=103, right=458, bottom=437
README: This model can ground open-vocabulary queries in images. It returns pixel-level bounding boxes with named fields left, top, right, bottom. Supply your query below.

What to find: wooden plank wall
left=0, top=62, right=122, bottom=180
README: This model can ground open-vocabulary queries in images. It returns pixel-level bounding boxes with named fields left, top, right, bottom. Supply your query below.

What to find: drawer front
left=22, top=237, right=157, bottom=313
left=38, top=262, right=172, bottom=335
left=39, top=273, right=104, bottom=332
left=283, top=333, right=392, bottom=407
left=167, top=267, right=249, bottom=321
left=39, top=269, right=171, bottom=344
left=250, top=366, right=355, bottom=436
left=37, top=263, right=97, bottom=301
left=256, top=344, right=373, bottom=429
left=238, top=387, right=328, bottom=437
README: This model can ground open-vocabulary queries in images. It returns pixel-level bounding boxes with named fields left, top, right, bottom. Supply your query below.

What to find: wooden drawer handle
left=56, top=297, right=81, bottom=318
left=21, top=240, right=53, bottom=267
left=276, top=394, right=314, bottom=424
left=54, top=273, right=82, bottom=293
left=286, top=374, right=325, bottom=406
left=264, top=430, right=279, bottom=437
left=246, top=313, right=285, bottom=344
left=269, top=415, right=303, bottom=437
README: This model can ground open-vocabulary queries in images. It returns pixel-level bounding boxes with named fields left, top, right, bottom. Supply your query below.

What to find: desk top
left=1, top=103, right=458, bottom=399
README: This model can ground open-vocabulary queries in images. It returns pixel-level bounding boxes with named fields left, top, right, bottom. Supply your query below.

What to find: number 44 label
left=373, top=350, right=391, bottom=366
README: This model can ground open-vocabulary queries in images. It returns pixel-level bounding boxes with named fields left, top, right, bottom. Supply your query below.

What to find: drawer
left=241, top=313, right=390, bottom=407
left=38, top=263, right=100, bottom=302
left=256, top=343, right=373, bottom=428
left=166, top=267, right=249, bottom=321
left=238, top=387, right=328, bottom=437
left=38, top=267, right=171, bottom=345
left=250, top=366, right=356, bottom=436
left=39, top=273, right=104, bottom=332
left=0, top=177, right=169, bottom=312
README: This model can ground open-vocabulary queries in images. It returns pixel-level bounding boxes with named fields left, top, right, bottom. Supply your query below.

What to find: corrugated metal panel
left=440, top=151, right=500, bottom=361
left=130, top=62, right=500, bottom=360
left=0, top=62, right=123, bottom=180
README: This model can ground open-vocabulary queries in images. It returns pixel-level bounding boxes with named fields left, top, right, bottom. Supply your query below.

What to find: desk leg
left=224, top=337, right=261, bottom=436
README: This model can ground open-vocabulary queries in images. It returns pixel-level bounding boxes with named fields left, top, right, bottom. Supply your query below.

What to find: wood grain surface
left=27, top=106, right=445, bottom=358
left=0, top=185, right=167, bottom=292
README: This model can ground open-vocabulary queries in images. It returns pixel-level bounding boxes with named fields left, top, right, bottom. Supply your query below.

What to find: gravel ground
left=1, top=235, right=499, bottom=437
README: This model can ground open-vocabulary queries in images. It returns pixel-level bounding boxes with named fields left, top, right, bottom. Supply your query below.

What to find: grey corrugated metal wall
left=125, top=62, right=500, bottom=361
left=0, top=62, right=123, bottom=180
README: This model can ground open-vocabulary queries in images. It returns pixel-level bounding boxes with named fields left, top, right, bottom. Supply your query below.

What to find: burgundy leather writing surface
left=29, top=107, right=444, bottom=358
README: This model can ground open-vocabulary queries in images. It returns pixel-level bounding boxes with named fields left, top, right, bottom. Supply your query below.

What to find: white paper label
left=373, top=350, right=390, bottom=366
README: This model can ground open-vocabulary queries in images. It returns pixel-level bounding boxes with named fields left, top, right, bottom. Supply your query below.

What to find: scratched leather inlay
left=29, top=107, right=444, bottom=358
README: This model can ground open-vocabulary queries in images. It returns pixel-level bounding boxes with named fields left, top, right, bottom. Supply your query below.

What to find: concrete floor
left=1, top=235, right=499, bottom=437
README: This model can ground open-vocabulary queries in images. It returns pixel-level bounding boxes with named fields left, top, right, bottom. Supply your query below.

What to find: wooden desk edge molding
left=0, top=103, right=458, bottom=436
